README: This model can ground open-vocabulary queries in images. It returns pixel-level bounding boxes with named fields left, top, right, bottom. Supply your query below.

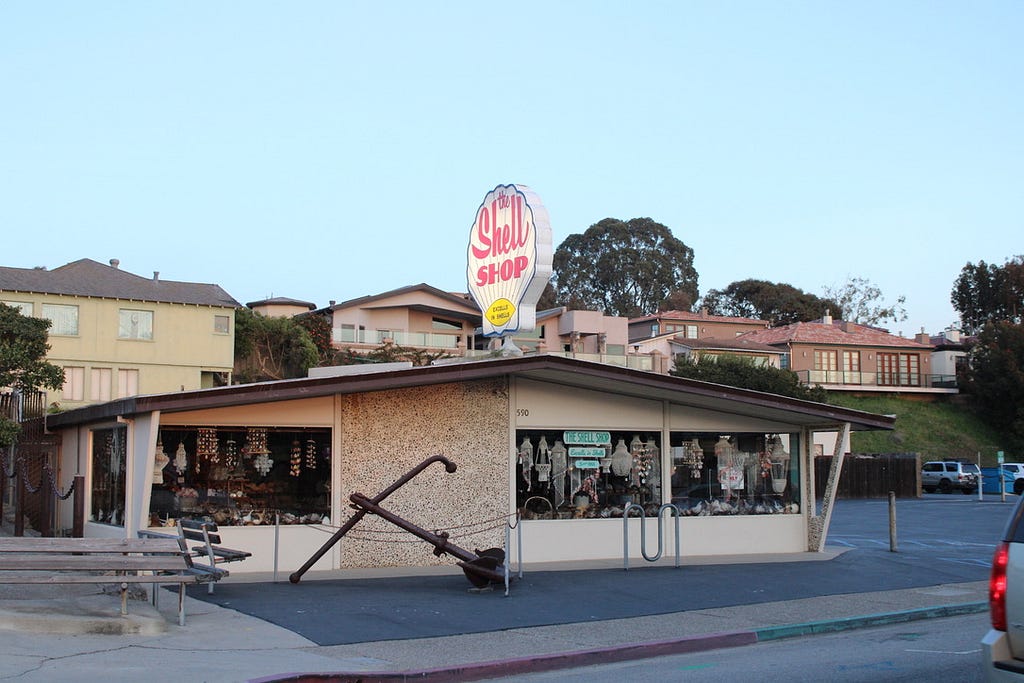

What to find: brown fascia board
left=44, top=355, right=895, bottom=432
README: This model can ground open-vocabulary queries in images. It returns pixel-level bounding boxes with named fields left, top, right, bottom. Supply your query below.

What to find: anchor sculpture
left=289, top=455, right=506, bottom=588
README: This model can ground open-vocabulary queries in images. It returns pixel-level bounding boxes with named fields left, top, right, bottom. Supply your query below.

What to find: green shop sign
left=569, top=447, right=607, bottom=459
left=563, top=431, right=611, bottom=445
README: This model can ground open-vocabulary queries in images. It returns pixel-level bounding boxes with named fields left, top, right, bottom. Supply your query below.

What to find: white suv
left=982, top=495, right=1024, bottom=679
left=921, top=460, right=980, bottom=495
left=1003, top=464, right=1024, bottom=496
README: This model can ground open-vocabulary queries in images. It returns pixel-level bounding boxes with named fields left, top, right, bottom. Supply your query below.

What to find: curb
left=250, top=601, right=988, bottom=683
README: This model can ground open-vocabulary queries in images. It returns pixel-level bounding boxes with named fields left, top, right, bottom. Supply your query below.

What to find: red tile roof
left=740, top=321, right=932, bottom=349
left=631, top=310, right=769, bottom=326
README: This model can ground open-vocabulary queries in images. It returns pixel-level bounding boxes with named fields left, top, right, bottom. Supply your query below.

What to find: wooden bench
left=0, top=537, right=223, bottom=626
left=140, top=519, right=250, bottom=594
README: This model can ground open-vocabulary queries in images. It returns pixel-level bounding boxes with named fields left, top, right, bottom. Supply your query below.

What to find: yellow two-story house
left=0, top=258, right=240, bottom=408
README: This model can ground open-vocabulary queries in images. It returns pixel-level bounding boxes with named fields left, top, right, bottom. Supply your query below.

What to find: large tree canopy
left=233, top=308, right=319, bottom=383
left=550, top=217, right=697, bottom=318
left=0, top=303, right=65, bottom=447
left=959, top=320, right=1024, bottom=451
left=952, top=257, right=1024, bottom=334
left=700, top=279, right=837, bottom=325
left=821, top=276, right=907, bottom=327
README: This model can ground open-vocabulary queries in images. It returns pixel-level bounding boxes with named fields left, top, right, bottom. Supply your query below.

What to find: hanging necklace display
left=550, top=440, right=568, bottom=509
left=224, top=438, right=241, bottom=472
left=535, top=436, right=551, bottom=483
left=246, top=427, right=273, bottom=477
left=610, top=438, right=631, bottom=477
left=769, top=434, right=790, bottom=493
left=289, top=440, right=302, bottom=477
left=174, top=441, right=188, bottom=476
left=518, top=436, right=534, bottom=491
left=254, top=451, right=274, bottom=476
left=153, top=433, right=170, bottom=484
left=305, top=439, right=318, bottom=470
left=197, top=428, right=219, bottom=463
left=680, top=438, right=703, bottom=478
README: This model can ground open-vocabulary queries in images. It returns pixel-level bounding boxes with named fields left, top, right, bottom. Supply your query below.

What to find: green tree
left=671, top=354, right=829, bottom=402
left=821, top=276, right=907, bottom=327
left=233, top=308, right=319, bottom=382
left=296, top=313, right=335, bottom=365
left=952, top=257, right=1024, bottom=334
left=700, top=279, right=836, bottom=325
left=959, top=320, right=1024, bottom=451
left=550, top=217, right=697, bottom=318
left=0, top=303, right=65, bottom=447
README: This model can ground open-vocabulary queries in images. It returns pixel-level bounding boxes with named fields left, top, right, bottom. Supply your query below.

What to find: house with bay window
left=0, top=258, right=239, bottom=408
left=737, top=312, right=947, bottom=395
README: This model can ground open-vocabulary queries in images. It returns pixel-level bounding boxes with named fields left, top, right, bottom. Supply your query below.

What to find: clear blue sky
left=2, top=2, right=1020, bottom=335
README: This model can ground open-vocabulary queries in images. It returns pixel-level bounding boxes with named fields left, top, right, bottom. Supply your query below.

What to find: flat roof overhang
left=45, top=355, right=895, bottom=432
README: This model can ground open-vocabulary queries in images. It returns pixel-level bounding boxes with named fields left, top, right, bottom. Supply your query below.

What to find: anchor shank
left=348, top=492, right=478, bottom=564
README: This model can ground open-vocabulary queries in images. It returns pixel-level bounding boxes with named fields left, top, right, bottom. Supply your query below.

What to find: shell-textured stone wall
left=337, top=378, right=510, bottom=568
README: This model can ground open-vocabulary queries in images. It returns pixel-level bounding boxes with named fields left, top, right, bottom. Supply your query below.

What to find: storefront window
left=91, top=427, right=127, bottom=525
left=514, top=429, right=801, bottom=520
left=150, top=427, right=331, bottom=526
left=669, top=432, right=800, bottom=514
left=516, top=430, right=662, bottom=519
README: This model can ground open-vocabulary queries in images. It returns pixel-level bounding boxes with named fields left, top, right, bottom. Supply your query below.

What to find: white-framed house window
left=42, top=303, right=79, bottom=336
left=89, top=368, right=112, bottom=402
left=118, top=369, right=140, bottom=397
left=1, top=300, right=33, bottom=315
left=118, top=309, right=153, bottom=340
left=214, top=314, right=230, bottom=334
left=62, top=366, right=85, bottom=401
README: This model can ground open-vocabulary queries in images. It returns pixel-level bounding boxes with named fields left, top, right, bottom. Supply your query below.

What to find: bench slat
left=0, top=571, right=222, bottom=584
left=0, top=538, right=183, bottom=554
left=0, top=556, right=192, bottom=571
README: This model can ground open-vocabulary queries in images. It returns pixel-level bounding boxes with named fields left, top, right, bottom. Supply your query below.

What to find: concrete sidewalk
left=0, top=558, right=989, bottom=683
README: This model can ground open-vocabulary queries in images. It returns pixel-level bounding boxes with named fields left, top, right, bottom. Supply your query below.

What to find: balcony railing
left=795, top=370, right=958, bottom=390
left=333, top=329, right=461, bottom=349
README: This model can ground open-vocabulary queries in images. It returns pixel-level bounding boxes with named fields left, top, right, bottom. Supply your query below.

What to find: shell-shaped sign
left=466, top=184, right=552, bottom=337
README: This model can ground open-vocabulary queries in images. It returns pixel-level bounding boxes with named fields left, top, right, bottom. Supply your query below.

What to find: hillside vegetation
left=828, top=394, right=1014, bottom=466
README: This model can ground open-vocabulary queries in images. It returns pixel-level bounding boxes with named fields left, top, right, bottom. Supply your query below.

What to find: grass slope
left=827, top=394, right=1013, bottom=466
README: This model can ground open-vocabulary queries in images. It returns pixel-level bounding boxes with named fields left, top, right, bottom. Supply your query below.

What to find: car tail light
left=991, top=541, right=1009, bottom=631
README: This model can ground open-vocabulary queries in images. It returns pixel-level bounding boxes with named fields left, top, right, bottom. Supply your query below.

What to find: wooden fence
left=814, top=453, right=921, bottom=498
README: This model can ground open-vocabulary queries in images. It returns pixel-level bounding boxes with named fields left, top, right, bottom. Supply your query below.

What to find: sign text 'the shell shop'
left=466, top=184, right=552, bottom=338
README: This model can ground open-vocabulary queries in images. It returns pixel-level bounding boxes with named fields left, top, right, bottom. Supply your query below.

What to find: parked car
left=982, top=494, right=1024, bottom=679
left=1003, top=464, right=1024, bottom=496
left=921, top=460, right=980, bottom=494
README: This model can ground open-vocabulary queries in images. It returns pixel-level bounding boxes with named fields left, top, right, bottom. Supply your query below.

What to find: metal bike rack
left=623, top=503, right=682, bottom=570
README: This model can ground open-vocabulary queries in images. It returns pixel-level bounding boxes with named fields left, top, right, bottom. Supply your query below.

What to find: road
left=484, top=611, right=989, bottom=682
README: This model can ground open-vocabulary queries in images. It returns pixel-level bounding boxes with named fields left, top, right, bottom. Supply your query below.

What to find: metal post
left=72, top=476, right=85, bottom=538
left=888, top=491, right=898, bottom=552
left=516, top=512, right=523, bottom=578
left=978, top=452, right=983, bottom=502
left=274, top=513, right=280, bottom=583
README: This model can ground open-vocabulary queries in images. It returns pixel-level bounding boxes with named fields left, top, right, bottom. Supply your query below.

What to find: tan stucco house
left=0, top=259, right=240, bottom=408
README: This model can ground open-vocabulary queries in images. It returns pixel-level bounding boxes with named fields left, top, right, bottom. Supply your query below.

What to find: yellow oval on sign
left=485, top=298, right=516, bottom=325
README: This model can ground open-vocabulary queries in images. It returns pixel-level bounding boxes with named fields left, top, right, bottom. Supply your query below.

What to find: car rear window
left=964, top=464, right=980, bottom=473
left=1006, top=497, right=1024, bottom=543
